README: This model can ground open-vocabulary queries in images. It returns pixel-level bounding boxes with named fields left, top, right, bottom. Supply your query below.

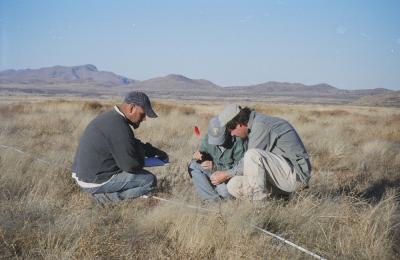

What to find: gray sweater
left=72, top=109, right=157, bottom=184
left=228, top=111, right=311, bottom=183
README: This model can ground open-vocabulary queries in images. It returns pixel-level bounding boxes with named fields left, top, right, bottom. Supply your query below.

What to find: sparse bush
left=82, top=101, right=105, bottom=112
left=309, top=109, right=350, bottom=117
left=152, top=102, right=196, bottom=115
left=0, top=103, right=28, bottom=117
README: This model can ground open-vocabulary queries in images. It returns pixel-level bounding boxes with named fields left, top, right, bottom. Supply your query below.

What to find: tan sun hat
left=218, top=104, right=240, bottom=127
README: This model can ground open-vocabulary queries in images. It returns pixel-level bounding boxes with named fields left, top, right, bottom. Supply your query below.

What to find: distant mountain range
left=0, top=64, right=398, bottom=106
left=0, top=64, right=135, bottom=86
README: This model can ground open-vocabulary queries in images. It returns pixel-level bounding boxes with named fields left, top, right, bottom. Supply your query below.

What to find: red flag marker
left=194, top=126, right=201, bottom=139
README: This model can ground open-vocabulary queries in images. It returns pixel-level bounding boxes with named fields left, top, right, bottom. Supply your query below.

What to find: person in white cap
left=72, top=91, right=168, bottom=204
left=212, top=105, right=311, bottom=201
left=188, top=116, right=245, bottom=202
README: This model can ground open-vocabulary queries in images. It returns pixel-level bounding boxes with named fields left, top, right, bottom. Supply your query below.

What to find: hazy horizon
left=1, top=0, right=399, bottom=90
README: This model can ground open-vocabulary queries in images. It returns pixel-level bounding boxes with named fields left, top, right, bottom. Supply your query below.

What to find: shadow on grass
left=359, top=178, right=400, bottom=203
left=311, top=177, right=400, bottom=205
left=359, top=178, right=400, bottom=257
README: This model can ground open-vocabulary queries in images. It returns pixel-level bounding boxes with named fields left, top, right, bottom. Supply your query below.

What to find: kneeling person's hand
left=200, top=160, right=213, bottom=171
left=210, top=171, right=230, bottom=185
left=193, top=151, right=203, bottom=161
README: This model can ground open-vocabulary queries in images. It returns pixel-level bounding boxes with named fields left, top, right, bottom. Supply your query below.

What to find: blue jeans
left=188, top=161, right=231, bottom=202
left=83, top=170, right=156, bottom=204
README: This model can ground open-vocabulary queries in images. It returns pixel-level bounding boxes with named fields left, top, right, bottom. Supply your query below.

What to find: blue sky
left=1, top=0, right=399, bottom=90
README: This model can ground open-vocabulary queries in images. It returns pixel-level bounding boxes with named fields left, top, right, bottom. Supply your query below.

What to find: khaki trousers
left=227, top=149, right=300, bottom=201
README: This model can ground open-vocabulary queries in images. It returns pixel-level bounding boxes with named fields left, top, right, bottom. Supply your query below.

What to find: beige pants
left=227, top=149, right=300, bottom=201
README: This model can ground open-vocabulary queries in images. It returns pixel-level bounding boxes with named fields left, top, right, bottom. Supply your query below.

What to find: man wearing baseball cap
left=211, top=105, right=311, bottom=201
left=72, top=91, right=168, bottom=204
left=188, top=116, right=245, bottom=202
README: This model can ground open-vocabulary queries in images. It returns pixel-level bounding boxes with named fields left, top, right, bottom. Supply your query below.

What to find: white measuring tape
left=0, top=144, right=326, bottom=260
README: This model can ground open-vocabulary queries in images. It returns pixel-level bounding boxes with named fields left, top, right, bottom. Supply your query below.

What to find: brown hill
left=129, top=74, right=221, bottom=91
left=352, top=91, right=400, bottom=107
left=0, top=64, right=136, bottom=86
left=226, top=82, right=339, bottom=94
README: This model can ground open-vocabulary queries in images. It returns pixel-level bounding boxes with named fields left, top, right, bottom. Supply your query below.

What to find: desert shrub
left=179, top=106, right=196, bottom=115
left=255, top=105, right=290, bottom=116
left=296, top=114, right=313, bottom=124
left=309, top=109, right=350, bottom=117
left=82, top=101, right=104, bottom=112
left=0, top=103, right=28, bottom=117
left=152, top=102, right=176, bottom=114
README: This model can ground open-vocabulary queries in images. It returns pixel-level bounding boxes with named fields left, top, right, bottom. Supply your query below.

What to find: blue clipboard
left=144, top=157, right=169, bottom=167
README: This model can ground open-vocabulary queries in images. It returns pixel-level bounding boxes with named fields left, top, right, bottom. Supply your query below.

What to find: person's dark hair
left=226, top=107, right=252, bottom=130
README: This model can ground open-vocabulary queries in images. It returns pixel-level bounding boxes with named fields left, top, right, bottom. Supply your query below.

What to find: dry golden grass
left=0, top=98, right=399, bottom=259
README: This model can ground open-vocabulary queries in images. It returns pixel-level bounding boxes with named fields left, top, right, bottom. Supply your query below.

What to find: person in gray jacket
left=211, top=105, right=311, bottom=201
left=72, top=91, right=168, bottom=204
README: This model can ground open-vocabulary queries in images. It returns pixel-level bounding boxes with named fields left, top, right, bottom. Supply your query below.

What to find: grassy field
left=0, top=97, right=399, bottom=259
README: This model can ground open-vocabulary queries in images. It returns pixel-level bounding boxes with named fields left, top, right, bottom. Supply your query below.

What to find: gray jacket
left=228, top=111, right=311, bottom=183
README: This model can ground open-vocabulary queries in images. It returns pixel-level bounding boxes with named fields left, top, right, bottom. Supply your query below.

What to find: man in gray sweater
left=72, top=91, right=168, bottom=204
left=211, top=105, right=311, bottom=201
